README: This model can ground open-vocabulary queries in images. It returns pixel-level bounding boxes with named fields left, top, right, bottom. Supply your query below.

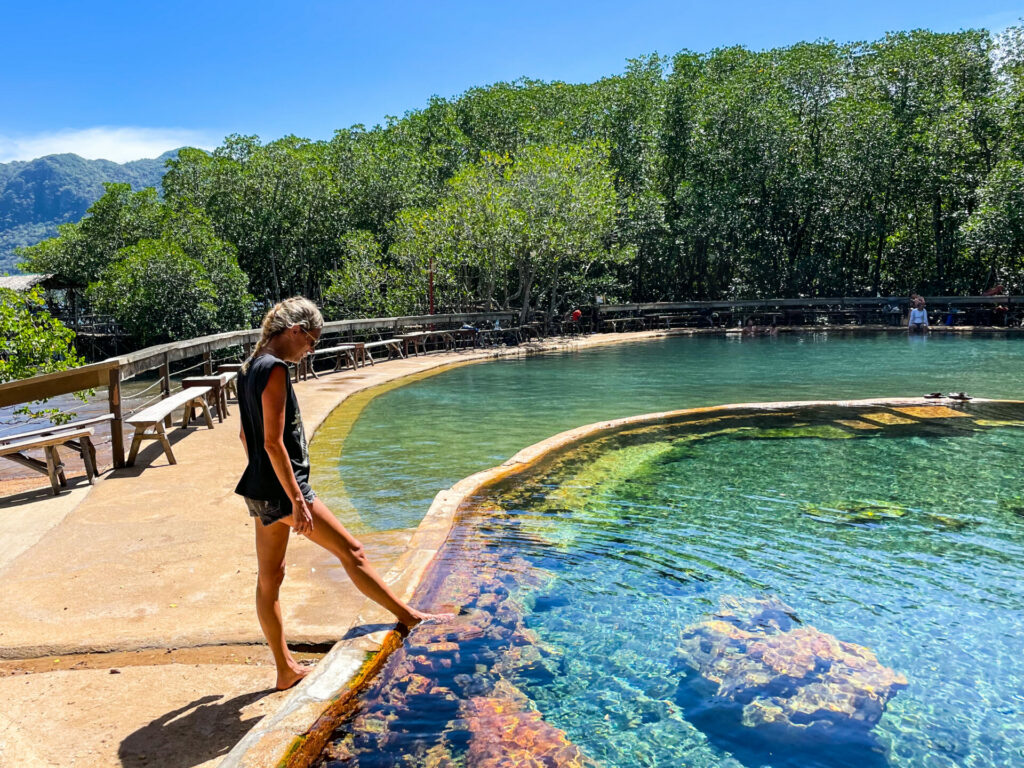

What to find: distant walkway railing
left=3, top=298, right=1021, bottom=477
left=0, top=311, right=516, bottom=471
left=599, top=295, right=1024, bottom=329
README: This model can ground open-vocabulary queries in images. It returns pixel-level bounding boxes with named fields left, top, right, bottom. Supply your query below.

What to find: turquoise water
left=318, top=403, right=1024, bottom=768
left=314, top=334, right=1024, bottom=531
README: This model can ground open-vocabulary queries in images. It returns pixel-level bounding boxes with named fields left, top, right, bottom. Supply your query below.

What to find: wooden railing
left=0, top=311, right=516, bottom=469
left=599, top=296, right=1022, bottom=314
left=9, top=298, right=1014, bottom=474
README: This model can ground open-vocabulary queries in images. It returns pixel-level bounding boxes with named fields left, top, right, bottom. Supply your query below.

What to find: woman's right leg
left=254, top=518, right=308, bottom=690
left=298, top=498, right=444, bottom=627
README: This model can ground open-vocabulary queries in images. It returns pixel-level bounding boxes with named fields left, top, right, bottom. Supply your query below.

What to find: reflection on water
left=317, top=402, right=1024, bottom=768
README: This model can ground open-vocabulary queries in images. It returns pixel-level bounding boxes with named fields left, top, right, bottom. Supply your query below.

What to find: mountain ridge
left=0, top=149, right=180, bottom=273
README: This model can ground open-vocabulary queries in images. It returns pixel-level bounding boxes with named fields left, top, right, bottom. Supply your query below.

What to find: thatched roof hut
left=0, top=274, right=55, bottom=292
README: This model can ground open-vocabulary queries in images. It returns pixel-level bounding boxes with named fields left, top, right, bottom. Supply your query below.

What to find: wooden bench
left=221, top=370, right=238, bottom=401
left=397, top=332, right=430, bottom=356
left=216, top=363, right=242, bottom=399
left=364, top=338, right=404, bottom=363
left=182, top=375, right=231, bottom=422
left=430, top=330, right=460, bottom=349
left=125, top=386, right=214, bottom=466
left=452, top=327, right=479, bottom=347
left=307, top=344, right=357, bottom=378
left=0, top=423, right=101, bottom=494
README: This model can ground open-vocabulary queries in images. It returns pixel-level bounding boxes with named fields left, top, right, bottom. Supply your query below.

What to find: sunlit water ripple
left=318, top=403, right=1024, bottom=768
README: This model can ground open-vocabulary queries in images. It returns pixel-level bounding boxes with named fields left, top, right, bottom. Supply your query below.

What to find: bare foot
left=275, top=662, right=312, bottom=691
left=401, top=609, right=457, bottom=629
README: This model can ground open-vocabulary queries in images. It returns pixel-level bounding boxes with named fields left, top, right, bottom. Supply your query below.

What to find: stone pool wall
left=223, top=393, right=1019, bottom=768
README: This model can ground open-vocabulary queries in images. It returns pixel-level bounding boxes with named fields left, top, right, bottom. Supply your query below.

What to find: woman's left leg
left=254, top=518, right=309, bottom=690
left=299, top=498, right=434, bottom=627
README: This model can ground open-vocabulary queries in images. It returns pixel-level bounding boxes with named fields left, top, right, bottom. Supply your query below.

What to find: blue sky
left=2, top=0, right=1020, bottom=162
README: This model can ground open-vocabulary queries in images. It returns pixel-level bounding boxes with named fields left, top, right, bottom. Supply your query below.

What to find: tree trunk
left=546, top=260, right=561, bottom=334
left=933, top=194, right=945, bottom=292
left=519, top=265, right=535, bottom=325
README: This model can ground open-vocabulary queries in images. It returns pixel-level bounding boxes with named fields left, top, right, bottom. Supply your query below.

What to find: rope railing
left=124, top=392, right=167, bottom=417
left=123, top=377, right=165, bottom=400
left=170, top=359, right=210, bottom=378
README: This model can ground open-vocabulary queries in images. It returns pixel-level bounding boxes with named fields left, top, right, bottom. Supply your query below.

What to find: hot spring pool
left=316, top=400, right=1024, bottom=768
left=310, top=333, right=1024, bottom=533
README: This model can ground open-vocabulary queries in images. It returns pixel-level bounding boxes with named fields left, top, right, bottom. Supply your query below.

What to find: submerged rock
left=801, top=499, right=908, bottom=525
left=677, top=596, right=907, bottom=734
left=462, top=694, right=584, bottom=768
left=998, top=496, right=1024, bottom=519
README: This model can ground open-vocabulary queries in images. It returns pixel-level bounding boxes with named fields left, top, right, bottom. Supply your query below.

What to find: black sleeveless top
left=234, top=354, right=313, bottom=503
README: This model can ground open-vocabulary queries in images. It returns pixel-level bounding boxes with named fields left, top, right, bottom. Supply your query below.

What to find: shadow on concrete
left=109, top=428, right=197, bottom=478
left=0, top=474, right=95, bottom=508
left=118, top=689, right=275, bottom=768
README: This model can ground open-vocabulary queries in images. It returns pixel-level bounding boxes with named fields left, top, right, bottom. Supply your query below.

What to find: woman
left=236, top=297, right=445, bottom=690
left=908, top=298, right=929, bottom=334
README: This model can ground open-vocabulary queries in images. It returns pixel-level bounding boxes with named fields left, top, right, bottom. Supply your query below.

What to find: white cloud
left=0, top=127, right=218, bottom=164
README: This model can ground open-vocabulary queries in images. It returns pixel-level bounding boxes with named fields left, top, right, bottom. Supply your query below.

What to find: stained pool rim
left=220, top=393, right=1023, bottom=768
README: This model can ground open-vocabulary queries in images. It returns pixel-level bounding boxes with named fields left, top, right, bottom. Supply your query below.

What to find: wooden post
left=109, top=367, right=125, bottom=469
left=203, top=351, right=213, bottom=375
left=159, top=354, right=172, bottom=428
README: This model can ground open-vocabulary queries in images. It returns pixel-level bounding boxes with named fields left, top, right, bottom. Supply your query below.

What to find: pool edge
left=222, top=393, right=1021, bottom=768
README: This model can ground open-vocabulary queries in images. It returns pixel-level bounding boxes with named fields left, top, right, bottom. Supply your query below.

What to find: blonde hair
left=243, top=296, right=323, bottom=371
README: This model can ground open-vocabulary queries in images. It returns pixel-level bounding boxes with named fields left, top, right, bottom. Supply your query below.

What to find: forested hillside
left=0, top=150, right=177, bottom=272
left=21, top=27, right=1024, bottom=348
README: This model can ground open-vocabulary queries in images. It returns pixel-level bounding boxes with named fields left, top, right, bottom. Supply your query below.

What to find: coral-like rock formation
left=678, top=596, right=907, bottom=733
left=319, top=525, right=584, bottom=767
left=463, top=694, right=584, bottom=768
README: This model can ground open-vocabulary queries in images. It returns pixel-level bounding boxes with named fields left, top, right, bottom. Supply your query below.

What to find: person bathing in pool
left=236, top=297, right=451, bottom=690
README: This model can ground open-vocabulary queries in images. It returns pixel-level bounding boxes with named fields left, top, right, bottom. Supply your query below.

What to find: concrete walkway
left=0, top=331, right=666, bottom=768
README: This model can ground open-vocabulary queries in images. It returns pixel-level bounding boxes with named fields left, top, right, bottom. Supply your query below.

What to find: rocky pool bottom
left=315, top=401, right=1024, bottom=768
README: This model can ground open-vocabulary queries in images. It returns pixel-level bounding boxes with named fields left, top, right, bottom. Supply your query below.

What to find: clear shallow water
left=311, top=333, right=1024, bottom=532
left=319, top=403, right=1024, bottom=768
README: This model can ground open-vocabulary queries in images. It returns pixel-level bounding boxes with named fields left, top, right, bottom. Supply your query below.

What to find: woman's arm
left=262, top=364, right=314, bottom=533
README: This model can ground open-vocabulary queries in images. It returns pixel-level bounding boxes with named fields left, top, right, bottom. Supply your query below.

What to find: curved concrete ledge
left=221, top=393, right=1017, bottom=768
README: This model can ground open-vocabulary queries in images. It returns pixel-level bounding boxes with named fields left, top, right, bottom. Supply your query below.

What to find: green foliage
left=165, top=136, right=349, bottom=303
left=14, top=25, right=1024, bottom=343
left=22, top=183, right=252, bottom=342
left=0, top=222, right=59, bottom=273
left=18, top=183, right=166, bottom=315
left=965, top=160, right=1024, bottom=290
left=390, top=143, right=626, bottom=320
left=323, top=231, right=408, bottom=318
left=0, top=287, right=86, bottom=421
left=0, top=286, right=83, bottom=381
left=163, top=205, right=254, bottom=330
left=87, top=240, right=219, bottom=346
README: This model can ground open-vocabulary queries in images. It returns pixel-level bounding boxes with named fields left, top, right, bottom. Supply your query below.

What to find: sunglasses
left=299, top=326, right=320, bottom=349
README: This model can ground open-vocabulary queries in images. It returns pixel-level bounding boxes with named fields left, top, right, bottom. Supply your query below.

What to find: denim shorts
left=243, top=492, right=316, bottom=527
